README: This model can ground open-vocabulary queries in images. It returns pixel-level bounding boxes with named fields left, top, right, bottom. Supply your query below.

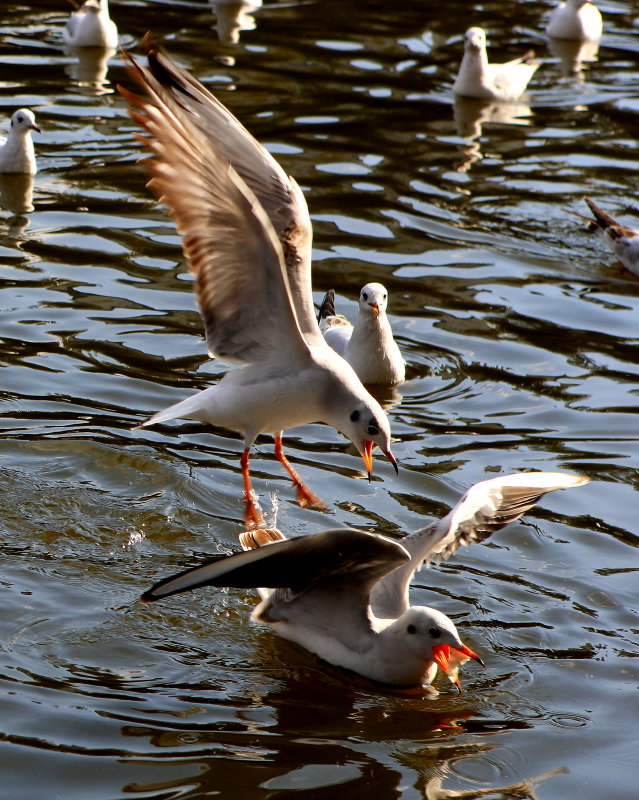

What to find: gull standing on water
left=0, top=110, right=40, bottom=175
left=570, top=197, right=639, bottom=277
left=142, top=471, right=589, bottom=689
left=453, top=27, right=540, bottom=102
left=63, top=0, right=118, bottom=49
left=318, top=283, right=405, bottom=386
left=546, top=0, right=602, bottom=41
left=121, top=45, right=397, bottom=526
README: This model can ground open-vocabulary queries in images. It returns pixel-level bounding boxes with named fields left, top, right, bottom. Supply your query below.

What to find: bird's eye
left=428, top=628, right=441, bottom=639
left=407, top=624, right=417, bottom=634
left=362, top=292, right=368, bottom=301
left=350, top=410, right=360, bottom=422
left=367, top=421, right=379, bottom=435
left=383, top=294, right=387, bottom=300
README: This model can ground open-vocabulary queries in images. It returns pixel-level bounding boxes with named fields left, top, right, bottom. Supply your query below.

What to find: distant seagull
left=0, top=110, right=40, bottom=175
left=453, top=27, right=540, bottom=102
left=63, top=0, right=118, bottom=48
left=546, top=0, right=602, bottom=41
left=570, top=197, right=639, bottom=277
left=141, top=471, right=589, bottom=690
left=121, top=44, right=397, bottom=527
left=318, top=283, right=405, bottom=386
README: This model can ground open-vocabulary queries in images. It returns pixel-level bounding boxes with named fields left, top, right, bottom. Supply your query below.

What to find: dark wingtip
left=317, top=289, right=336, bottom=321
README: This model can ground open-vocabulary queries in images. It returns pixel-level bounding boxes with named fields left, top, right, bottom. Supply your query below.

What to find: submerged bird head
left=10, top=109, right=40, bottom=135
left=464, top=26, right=487, bottom=53
left=388, top=606, right=483, bottom=691
left=358, top=282, right=389, bottom=317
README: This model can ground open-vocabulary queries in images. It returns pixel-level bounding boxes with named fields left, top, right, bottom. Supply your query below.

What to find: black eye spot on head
left=367, top=420, right=379, bottom=435
left=383, top=293, right=387, bottom=300
left=350, top=410, right=360, bottom=422
left=428, top=628, right=441, bottom=639
left=407, top=624, right=417, bottom=634
left=362, top=291, right=368, bottom=301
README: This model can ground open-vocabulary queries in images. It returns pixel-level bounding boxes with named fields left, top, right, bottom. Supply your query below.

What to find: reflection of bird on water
left=210, top=0, right=262, bottom=45
left=0, top=110, right=40, bottom=176
left=568, top=197, right=639, bottom=277
left=121, top=43, right=397, bottom=526
left=547, top=36, right=599, bottom=78
left=453, top=27, right=540, bottom=102
left=63, top=0, right=118, bottom=48
left=318, top=283, right=405, bottom=386
left=65, top=45, right=116, bottom=90
left=0, top=173, right=34, bottom=234
left=141, top=472, right=588, bottom=690
left=546, top=0, right=602, bottom=42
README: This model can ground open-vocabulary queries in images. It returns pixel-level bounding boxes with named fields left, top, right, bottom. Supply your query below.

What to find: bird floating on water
left=453, top=27, right=540, bottom=102
left=121, top=43, right=397, bottom=527
left=318, top=283, right=405, bottom=386
left=546, top=0, right=602, bottom=42
left=0, top=110, right=40, bottom=175
left=569, top=197, right=639, bottom=277
left=142, top=471, right=589, bottom=690
left=63, top=0, right=118, bottom=49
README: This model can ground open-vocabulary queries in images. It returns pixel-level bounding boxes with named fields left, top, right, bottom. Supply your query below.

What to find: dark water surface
left=1, top=0, right=638, bottom=797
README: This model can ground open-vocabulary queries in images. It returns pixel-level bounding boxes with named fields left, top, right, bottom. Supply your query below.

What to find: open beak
left=361, top=439, right=374, bottom=481
left=369, top=303, right=379, bottom=315
left=384, top=448, right=398, bottom=474
left=433, top=643, right=484, bottom=694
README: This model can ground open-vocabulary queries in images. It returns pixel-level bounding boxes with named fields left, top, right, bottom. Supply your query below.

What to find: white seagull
left=63, top=0, right=118, bottom=49
left=141, top=471, right=589, bottom=690
left=453, top=27, right=540, bottom=102
left=0, top=110, right=40, bottom=175
left=121, top=44, right=397, bottom=527
left=318, top=283, right=405, bottom=386
left=570, top=197, right=639, bottom=277
left=546, top=0, right=602, bottom=41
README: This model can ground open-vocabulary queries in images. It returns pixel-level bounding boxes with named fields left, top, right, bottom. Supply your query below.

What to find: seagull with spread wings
left=121, top=44, right=398, bottom=526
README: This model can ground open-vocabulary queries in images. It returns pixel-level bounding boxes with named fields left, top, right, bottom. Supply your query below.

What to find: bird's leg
left=273, top=436, right=328, bottom=511
left=240, top=448, right=265, bottom=527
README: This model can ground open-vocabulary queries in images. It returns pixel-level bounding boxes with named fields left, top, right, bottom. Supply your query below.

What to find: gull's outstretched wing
left=126, top=42, right=321, bottom=347
left=122, top=51, right=313, bottom=366
left=142, top=528, right=409, bottom=640
left=370, top=472, right=589, bottom=618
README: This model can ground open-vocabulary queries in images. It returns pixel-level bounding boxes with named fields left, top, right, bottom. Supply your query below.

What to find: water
left=1, top=0, right=638, bottom=797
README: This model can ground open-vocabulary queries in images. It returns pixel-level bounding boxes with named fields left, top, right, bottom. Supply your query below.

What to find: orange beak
left=369, top=303, right=379, bottom=315
left=361, top=439, right=374, bottom=481
left=433, top=643, right=484, bottom=694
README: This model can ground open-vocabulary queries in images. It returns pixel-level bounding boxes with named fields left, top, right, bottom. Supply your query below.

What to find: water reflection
left=547, top=37, right=600, bottom=78
left=0, top=172, right=33, bottom=235
left=209, top=0, right=262, bottom=45
left=64, top=45, right=117, bottom=93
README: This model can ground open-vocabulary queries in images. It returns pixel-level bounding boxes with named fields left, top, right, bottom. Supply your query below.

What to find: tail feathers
left=138, top=391, right=210, bottom=428
left=240, top=527, right=287, bottom=551
left=317, top=289, right=336, bottom=322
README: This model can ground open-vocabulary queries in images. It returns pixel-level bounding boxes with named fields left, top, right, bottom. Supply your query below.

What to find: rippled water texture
left=1, top=0, right=638, bottom=797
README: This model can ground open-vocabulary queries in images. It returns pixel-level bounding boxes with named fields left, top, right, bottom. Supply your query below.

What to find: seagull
left=453, top=27, right=540, bottom=102
left=141, top=471, right=589, bottom=690
left=546, top=0, right=602, bottom=41
left=120, top=44, right=398, bottom=526
left=0, top=110, right=40, bottom=175
left=318, top=283, right=405, bottom=386
left=569, top=197, right=639, bottom=277
left=63, top=0, right=118, bottom=49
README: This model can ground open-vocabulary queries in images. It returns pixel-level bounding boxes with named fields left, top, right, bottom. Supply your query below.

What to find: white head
left=464, top=26, right=487, bottom=52
left=358, top=282, right=389, bottom=316
left=10, top=109, right=40, bottom=136
left=386, top=606, right=483, bottom=689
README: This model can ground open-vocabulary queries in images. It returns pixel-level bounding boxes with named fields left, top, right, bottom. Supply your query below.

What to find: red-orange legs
left=274, top=435, right=328, bottom=511
left=240, top=448, right=265, bottom=528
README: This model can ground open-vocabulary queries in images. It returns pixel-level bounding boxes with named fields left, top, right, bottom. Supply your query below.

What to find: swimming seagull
left=453, top=27, right=540, bottom=102
left=0, top=110, right=40, bottom=175
left=141, top=471, right=589, bottom=690
left=120, top=44, right=397, bottom=526
left=318, top=283, right=405, bottom=386
left=546, top=0, right=602, bottom=41
left=569, top=197, right=639, bottom=277
left=63, top=0, right=118, bottom=49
